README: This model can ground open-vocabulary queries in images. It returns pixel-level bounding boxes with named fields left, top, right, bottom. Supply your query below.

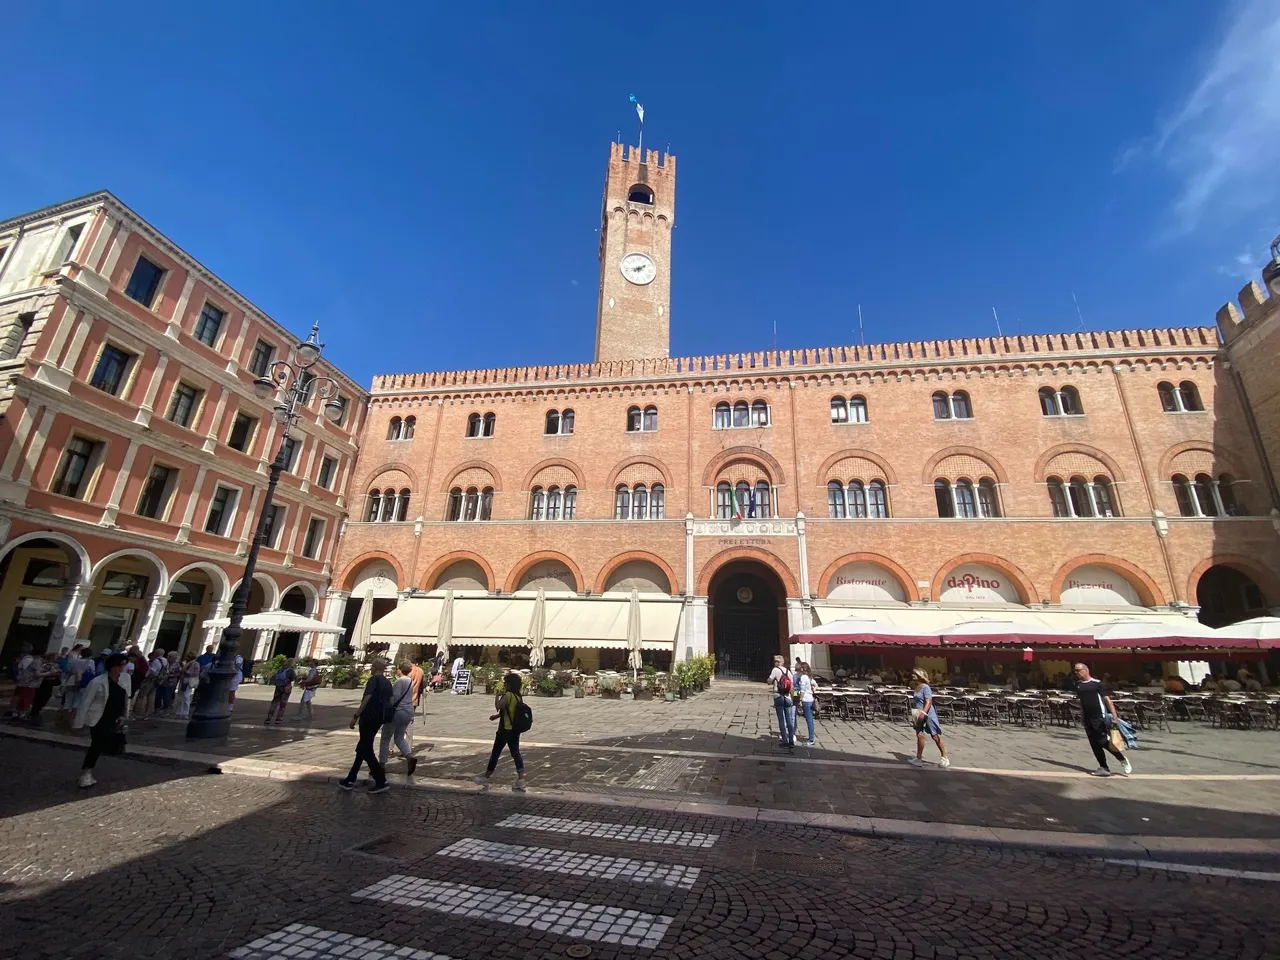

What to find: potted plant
left=633, top=667, right=655, bottom=702
left=572, top=675, right=586, bottom=698
left=533, top=668, right=561, bottom=698
left=598, top=675, right=622, bottom=700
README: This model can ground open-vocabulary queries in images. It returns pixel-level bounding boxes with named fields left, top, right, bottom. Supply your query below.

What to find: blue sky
left=3, top=2, right=1276, bottom=385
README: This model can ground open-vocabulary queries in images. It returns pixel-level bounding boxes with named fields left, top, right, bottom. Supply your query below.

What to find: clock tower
left=594, top=142, right=676, bottom=362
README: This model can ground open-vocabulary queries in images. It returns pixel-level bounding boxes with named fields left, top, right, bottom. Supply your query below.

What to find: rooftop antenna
left=992, top=307, right=1003, bottom=338
left=772, top=319, right=777, bottom=352
left=857, top=303, right=865, bottom=345
left=1071, top=292, right=1086, bottom=332
left=629, top=94, right=645, bottom=157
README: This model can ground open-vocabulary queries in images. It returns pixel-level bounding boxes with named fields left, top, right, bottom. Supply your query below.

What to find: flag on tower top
left=629, top=94, right=644, bottom=123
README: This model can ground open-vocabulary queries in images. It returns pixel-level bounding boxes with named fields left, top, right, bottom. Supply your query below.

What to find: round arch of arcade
left=930, top=553, right=1039, bottom=605
left=0, top=531, right=93, bottom=585
left=230, top=572, right=281, bottom=611
left=420, top=551, right=497, bottom=593
left=592, top=551, right=681, bottom=596
left=1049, top=555, right=1164, bottom=607
left=696, top=546, right=800, bottom=598
left=89, top=548, right=171, bottom=598
left=169, top=561, right=233, bottom=603
left=817, top=552, right=919, bottom=602
left=1186, top=554, right=1279, bottom=607
left=504, top=551, right=585, bottom=594
left=279, top=579, right=322, bottom=615
left=337, top=552, right=407, bottom=594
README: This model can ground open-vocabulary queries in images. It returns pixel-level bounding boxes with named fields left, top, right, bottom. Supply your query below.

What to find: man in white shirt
left=767, top=655, right=796, bottom=749
left=450, top=656, right=465, bottom=693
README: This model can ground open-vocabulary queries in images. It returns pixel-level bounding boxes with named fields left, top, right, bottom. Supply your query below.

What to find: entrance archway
left=1196, top=564, right=1269, bottom=627
left=709, top=560, right=787, bottom=681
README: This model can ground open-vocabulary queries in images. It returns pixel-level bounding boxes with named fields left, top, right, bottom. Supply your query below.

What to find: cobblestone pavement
left=3, top=738, right=1279, bottom=960
left=8, top=681, right=1279, bottom=840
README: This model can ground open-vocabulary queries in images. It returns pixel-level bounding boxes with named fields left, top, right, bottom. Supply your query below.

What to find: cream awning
left=371, top=594, right=682, bottom=649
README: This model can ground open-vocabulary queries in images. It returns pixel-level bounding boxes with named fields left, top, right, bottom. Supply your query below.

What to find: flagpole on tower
left=629, top=94, right=645, bottom=157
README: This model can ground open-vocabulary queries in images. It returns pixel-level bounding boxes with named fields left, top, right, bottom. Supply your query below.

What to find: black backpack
left=512, top=695, right=533, bottom=734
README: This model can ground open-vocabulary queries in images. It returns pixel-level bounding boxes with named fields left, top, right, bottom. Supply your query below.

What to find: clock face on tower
left=619, top=252, right=657, bottom=285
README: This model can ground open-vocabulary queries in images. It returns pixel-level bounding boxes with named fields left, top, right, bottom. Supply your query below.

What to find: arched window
left=446, top=487, right=463, bottom=521
left=627, top=406, right=642, bottom=432
left=732, top=401, right=750, bottom=427
left=545, top=410, right=560, bottom=435
left=1093, top=476, right=1117, bottom=517
left=466, top=413, right=481, bottom=438
left=561, top=409, right=574, bottom=434
left=830, top=397, right=848, bottom=424
left=935, top=480, right=955, bottom=517
left=1047, top=477, right=1070, bottom=517
left=563, top=486, right=577, bottom=519
left=530, top=487, right=546, bottom=520
left=1179, top=381, right=1203, bottom=412
left=755, top=481, right=771, bottom=518
left=716, top=481, right=733, bottom=519
left=977, top=478, right=1000, bottom=518
left=479, top=487, right=493, bottom=520
left=627, top=184, right=654, bottom=204
left=1039, top=387, right=1059, bottom=417
left=546, top=485, right=562, bottom=521
left=714, top=402, right=731, bottom=430
left=1157, top=382, right=1179, bottom=412
left=867, top=480, right=888, bottom=518
left=366, top=491, right=381, bottom=522
left=952, top=391, right=972, bottom=419
left=1193, top=473, right=1218, bottom=517
left=1059, top=387, right=1082, bottom=415
left=1218, top=474, right=1243, bottom=516
left=380, top=488, right=397, bottom=522
left=614, top=485, right=630, bottom=519
left=1068, top=477, right=1094, bottom=517
left=632, top=483, right=648, bottom=519
left=643, top=406, right=658, bottom=431
left=849, top=396, right=868, bottom=423
left=482, top=412, right=496, bottom=436
left=649, top=483, right=664, bottom=519
left=932, top=392, right=951, bottom=420
left=387, top=417, right=403, bottom=440
left=463, top=487, right=480, bottom=521
left=1172, top=474, right=1196, bottom=517
left=751, top=400, right=769, bottom=426
left=827, top=480, right=846, bottom=518
left=955, top=479, right=978, bottom=518
left=735, top=482, right=751, bottom=517
left=395, top=489, right=410, bottom=522
left=848, top=480, right=867, bottom=518
left=403, top=416, right=416, bottom=439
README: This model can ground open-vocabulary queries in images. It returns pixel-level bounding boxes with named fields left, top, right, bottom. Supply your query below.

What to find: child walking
left=474, top=673, right=527, bottom=792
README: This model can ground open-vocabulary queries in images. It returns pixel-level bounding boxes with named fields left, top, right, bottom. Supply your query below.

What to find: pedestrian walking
left=408, top=660, right=425, bottom=715
left=379, top=661, right=418, bottom=775
left=228, top=655, right=244, bottom=711
left=265, top=659, right=295, bottom=723
left=767, top=655, right=797, bottom=749
left=295, top=662, right=321, bottom=722
left=474, top=672, right=528, bottom=791
left=73, top=653, right=129, bottom=788
left=907, top=667, right=950, bottom=767
left=9, top=644, right=40, bottom=719
left=155, top=651, right=179, bottom=715
left=340, top=657, right=392, bottom=794
left=28, top=653, right=62, bottom=726
left=796, top=661, right=817, bottom=746
left=1073, top=663, right=1132, bottom=777
left=175, top=657, right=200, bottom=719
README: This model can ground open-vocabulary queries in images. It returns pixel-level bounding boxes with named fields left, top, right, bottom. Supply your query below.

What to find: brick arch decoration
left=695, top=546, right=800, bottom=599
left=593, top=551, right=681, bottom=595
left=1186, top=554, right=1280, bottom=607
left=420, top=550, right=496, bottom=593
left=1049, top=554, right=1165, bottom=607
left=815, top=449, right=899, bottom=486
left=700, top=446, right=788, bottom=487
left=921, top=446, right=1010, bottom=485
left=817, top=552, right=920, bottom=602
left=362, top=461, right=421, bottom=490
left=1157, top=441, right=1242, bottom=480
left=439, top=459, right=503, bottom=493
left=503, top=550, right=585, bottom=594
left=522, top=457, right=586, bottom=492
left=1033, top=444, right=1127, bottom=483
left=930, top=553, right=1040, bottom=604
left=336, top=551, right=407, bottom=593
left=606, top=455, right=675, bottom=491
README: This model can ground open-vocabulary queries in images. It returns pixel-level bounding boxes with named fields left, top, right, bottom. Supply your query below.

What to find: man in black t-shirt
left=339, top=658, right=392, bottom=793
left=1073, top=663, right=1131, bottom=777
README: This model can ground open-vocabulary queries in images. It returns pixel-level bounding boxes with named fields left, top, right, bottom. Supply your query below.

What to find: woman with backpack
left=264, top=658, right=295, bottom=724
left=474, top=672, right=528, bottom=792
left=340, top=657, right=392, bottom=794
left=378, top=661, right=418, bottom=775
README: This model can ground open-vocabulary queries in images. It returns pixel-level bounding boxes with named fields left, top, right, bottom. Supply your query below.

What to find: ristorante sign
left=826, top=562, right=906, bottom=602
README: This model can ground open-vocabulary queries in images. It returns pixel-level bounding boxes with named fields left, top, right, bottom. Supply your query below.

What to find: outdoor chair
left=844, top=696, right=870, bottom=722
left=887, top=696, right=911, bottom=724
left=1116, top=701, right=1144, bottom=731
left=1244, top=700, right=1276, bottom=731
left=1138, top=701, right=1170, bottom=732
left=972, top=698, right=1001, bottom=726
left=932, top=695, right=956, bottom=723
left=1018, top=700, right=1047, bottom=728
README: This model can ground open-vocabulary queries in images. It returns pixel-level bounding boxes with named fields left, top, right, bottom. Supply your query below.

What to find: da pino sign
left=938, top=564, right=1020, bottom=604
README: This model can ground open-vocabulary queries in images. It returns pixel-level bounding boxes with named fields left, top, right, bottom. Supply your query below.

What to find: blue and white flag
left=629, top=94, right=644, bottom=123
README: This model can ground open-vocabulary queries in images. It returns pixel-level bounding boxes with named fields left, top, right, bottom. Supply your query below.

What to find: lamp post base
left=186, top=713, right=232, bottom=739
left=186, top=660, right=237, bottom=739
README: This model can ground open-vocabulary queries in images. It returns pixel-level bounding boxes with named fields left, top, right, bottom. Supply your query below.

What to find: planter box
left=574, top=687, right=585, bottom=698
left=633, top=688, right=653, bottom=702
left=600, top=690, right=622, bottom=700
left=535, top=688, right=562, bottom=697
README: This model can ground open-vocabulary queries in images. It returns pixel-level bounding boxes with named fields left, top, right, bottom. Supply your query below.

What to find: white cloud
left=1146, top=0, right=1280, bottom=233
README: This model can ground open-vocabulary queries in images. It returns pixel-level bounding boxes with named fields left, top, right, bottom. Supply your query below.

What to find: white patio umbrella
left=941, top=618, right=1086, bottom=647
left=789, top=616, right=937, bottom=646
left=1073, top=617, right=1250, bottom=649
left=200, top=611, right=346, bottom=634
left=1215, top=616, right=1280, bottom=642
left=527, top=587, right=546, bottom=668
left=626, top=587, right=644, bottom=676
left=350, top=589, right=374, bottom=657
left=435, top=589, right=455, bottom=663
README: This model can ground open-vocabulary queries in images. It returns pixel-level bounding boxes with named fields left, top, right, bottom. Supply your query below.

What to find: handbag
left=1107, top=726, right=1124, bottom=753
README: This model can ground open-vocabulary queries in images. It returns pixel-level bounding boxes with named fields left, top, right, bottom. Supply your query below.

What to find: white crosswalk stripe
left=229, top=923, right=453, bottom=959
left=495, top=813, right=719, bottom=847
left=436, top=837, right=701, bottom=889
left=353, top=875, right=673, bottom=948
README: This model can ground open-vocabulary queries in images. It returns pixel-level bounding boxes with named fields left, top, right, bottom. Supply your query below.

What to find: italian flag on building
left=729, top=484, right=744, bottom=520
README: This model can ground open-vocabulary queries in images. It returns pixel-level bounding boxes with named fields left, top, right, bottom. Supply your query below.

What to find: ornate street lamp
left=1263, top=234, right=1280, bottom=298
left=187, top=324, right=345, bottom=738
